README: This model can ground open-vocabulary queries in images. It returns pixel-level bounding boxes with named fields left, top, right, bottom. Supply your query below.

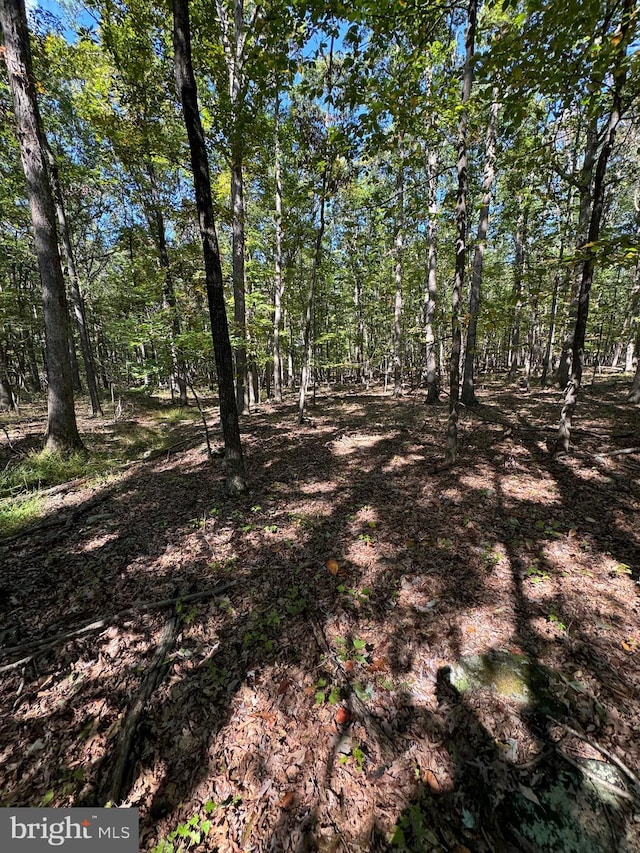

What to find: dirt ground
left=1, top=378, right=639, bottom=851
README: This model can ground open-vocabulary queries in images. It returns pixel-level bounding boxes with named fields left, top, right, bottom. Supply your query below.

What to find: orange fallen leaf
left=335, top=707, right=350, bottom=725
left=278, top=791, right=295, bottom=809
left=344, top=659, right=355, bottom=673
left=423, top=769, right=441, bottom=791
left=326, top=558, right=339, bottom=575
left=367, top=658, right=388, bottom=673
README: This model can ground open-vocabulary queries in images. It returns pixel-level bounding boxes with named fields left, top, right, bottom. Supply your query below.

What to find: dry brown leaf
left=335, top=707, right=351, bottom=725
left=278, top=791, right=295, bottom=809
left=326, top=558, right=339, bottom=575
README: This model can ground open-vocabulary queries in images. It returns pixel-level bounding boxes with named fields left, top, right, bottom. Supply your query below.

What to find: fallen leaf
left=277, top=679, right=290, bottom=695
left=367, top=658, right=388, bottom=673
left=335, top=707, right=350, bottom=725
left=278, top=791, right=295, bottom=809
left=326, top=558, right=339, bottom=575
left=518, top=784, right=541, bottom=806
left=423, top=769, right=440, bottom=791
left=344, top=659, right=355, bottom=673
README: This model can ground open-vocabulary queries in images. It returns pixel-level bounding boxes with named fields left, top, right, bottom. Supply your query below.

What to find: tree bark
left=556, top=0, right=633, bottom=451
left=272, top=89, right=284, bottom=403
left=461, top=93, right=498, bottom=406
left=146, top=162, right=187, bottom=406
left=48, top=147, right=103, bottom=416
left=0, top=341, right=15, bottom=411
left=557, top=119, right=599, bottom=390
left=392, top=155, right=404, bottom=397
left=0, top=0, right=82, bottom=453
left=445, top=0, right=477, bottom=464
left=424, top=148, right=439, bottom=404
left=173, top=0, right=245, bottom=494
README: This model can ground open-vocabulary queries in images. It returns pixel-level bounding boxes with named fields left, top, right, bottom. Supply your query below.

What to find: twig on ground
left=105, top=608, right=181, bottom=804
left=550, top=717, right=640, bottom=793
left=0, top=582, right=238, bottom=672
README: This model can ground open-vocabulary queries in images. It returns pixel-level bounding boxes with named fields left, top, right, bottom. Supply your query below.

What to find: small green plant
left=534, top=519, right=563, bottom=538
left=151, top=797, right=239, bottom=852
left=315, top=678, right=341, bottom=705
left=338, top=741, right=366, bottom=772
left=525, top=564, right=550, bottom=584
left=284, top=585, right=307, bottom=615
left=547, top=612, right=567, bottom=632
left=176, top=601, right=198, bottom=625
left=263, top=524, right=278, bottom=533
left=335, top=636, right=369, bottom=665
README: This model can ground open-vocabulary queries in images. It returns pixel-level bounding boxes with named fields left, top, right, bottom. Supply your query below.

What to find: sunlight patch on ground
left=499, top=473, right=560, bottom=504
left=455, top=606, right=518, bottom=656
left=381, top=452, right=424, bottom=472
left=298, top=481, right=339, bottom=496
left=73, top=532, right=119, bottom=552
left=332, top=433, right=385, bottom=456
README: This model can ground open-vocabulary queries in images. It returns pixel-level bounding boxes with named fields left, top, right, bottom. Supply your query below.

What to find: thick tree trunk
left=445, top=0, right=477, bottom=464
left=273, top=90, right=284, bottom=404
left=424, top=148, right=439, bottom=404
left=48, top=148, right=103, bottom=415
left=0, top=0, right=82, bottom=452
left=461, top=94, right=498, bottom=406
left=173, top=0, right=245, bottom=493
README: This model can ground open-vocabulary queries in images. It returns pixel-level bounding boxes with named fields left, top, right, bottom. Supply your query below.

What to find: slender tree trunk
left=146, top=163, right=187, bottom=406
left=273, top=90, right=284, bottom=403
left=541, top=258, right=561, bottom=387
left=0, top=0, right=82, bottom=452
left=392, top=155, right=404, bottom=397
left=445, top=0, right=477, bottom=464
left=173, top=0, right=245, bottom=493
left=557, top=119, right=599, bottom=389
left=556, top=0, right=632, bottom=450
left=231, top=153, right=248, bottom=412
left=68, top=331, right=82, bottom=392
left=0, top=341, right=15, bottom=411
left=299, top=37, right=334, bottom=424
left=425, top=148, right=439, bottom=404
left=298, top=184, right=327, bottom=423
left=508, top=208, right=527, bottom=378
left=48, top=148, right=103, bottom=415
left=462, top=93, right=499, bottom=406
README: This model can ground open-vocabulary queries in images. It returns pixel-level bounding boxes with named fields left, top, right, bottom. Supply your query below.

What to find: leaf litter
left=0, top=380, right=639, bottom=851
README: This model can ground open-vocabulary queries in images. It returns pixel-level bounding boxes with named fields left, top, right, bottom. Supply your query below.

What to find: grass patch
left=0, top=493, right=45, bottom=539
left=0, top=450, right=92, bottom=499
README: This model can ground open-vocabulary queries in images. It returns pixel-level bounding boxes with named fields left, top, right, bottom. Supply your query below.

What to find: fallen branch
left=550, top=717, right=640, bottom=794
left=594, top=447, right=640, bottom=460
left=0, top=582, right=238, bottom=672
left=105, top=609, right=180, bottom=804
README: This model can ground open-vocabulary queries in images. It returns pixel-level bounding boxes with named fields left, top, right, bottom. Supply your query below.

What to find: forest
left=1, top=0, right=640, bottom=849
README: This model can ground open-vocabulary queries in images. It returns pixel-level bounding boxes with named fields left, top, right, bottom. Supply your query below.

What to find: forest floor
left=1, top=377, right=640, bottom=852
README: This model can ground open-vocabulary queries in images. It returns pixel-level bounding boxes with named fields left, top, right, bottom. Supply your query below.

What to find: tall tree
left=0, top=0, right=82, bottom=452
left=556, top=0, right=635, bottom=451
left=461, top=92, right=499, bottom=406
left=445, top=0, right=478, bottom=464
left=173, top=0, right=245, bottom=493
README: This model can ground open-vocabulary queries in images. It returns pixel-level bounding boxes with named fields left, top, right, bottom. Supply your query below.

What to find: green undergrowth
left=0, top=396, right=205, bottom=539
left=0, top=493, right=45, bottom=539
